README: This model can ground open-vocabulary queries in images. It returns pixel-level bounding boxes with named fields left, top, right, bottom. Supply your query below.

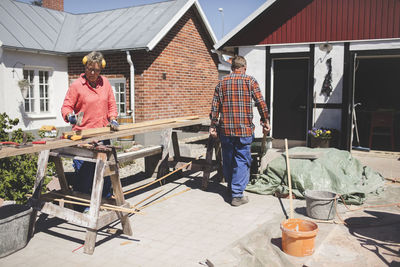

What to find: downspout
left=211, top=49, right=231, bottom=68
left=126, top=51, right=135, bottom=122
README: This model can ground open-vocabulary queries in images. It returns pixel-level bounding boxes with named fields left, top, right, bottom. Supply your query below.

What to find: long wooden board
left=0, top=116, right=208, bottom=159
left=62, top=116, right=199, bottom=138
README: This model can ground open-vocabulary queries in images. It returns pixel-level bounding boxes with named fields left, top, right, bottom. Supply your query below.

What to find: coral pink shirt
left=61, top=74, right=118, bottom=131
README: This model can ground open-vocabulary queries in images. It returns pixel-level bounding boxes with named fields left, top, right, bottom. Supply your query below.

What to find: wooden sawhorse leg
left=29, top=150, right=50, bottom=238
left=84, top=151, right=133, bottom=254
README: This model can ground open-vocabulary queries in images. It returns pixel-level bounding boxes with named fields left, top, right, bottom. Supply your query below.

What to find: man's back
left=211, top=70, right=268, bottom=137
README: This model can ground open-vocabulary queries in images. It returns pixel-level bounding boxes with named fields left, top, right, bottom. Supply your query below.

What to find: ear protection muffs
left=82, top=56, right=106, bottom=69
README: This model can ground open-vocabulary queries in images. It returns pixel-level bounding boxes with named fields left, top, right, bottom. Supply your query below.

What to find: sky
left=17, top=0, right=266, bottom=41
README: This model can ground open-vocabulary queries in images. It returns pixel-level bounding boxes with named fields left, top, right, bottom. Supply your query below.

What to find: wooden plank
left=0, top=117, right=208, bottom=159
left=117, top=145, right=162, bottom=165
left=63, top=116, right=200, bottom=138
left=39, top=202, right=90, bottom=228
left=288, top=152, right=323, bottom=159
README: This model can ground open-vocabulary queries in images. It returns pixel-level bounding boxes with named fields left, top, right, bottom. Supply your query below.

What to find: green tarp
left=246, top=147, right=385, bottom=205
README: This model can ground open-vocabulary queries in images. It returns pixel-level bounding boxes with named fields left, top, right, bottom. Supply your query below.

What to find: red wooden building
left=216, top=0, right=400, bottom=151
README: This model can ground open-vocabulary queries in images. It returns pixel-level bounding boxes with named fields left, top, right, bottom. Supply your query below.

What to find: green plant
left=0, top=113, right=54, bottom=204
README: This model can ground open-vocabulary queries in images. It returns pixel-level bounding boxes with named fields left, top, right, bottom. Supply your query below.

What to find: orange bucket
left=280, top=218, right=318, bottom=257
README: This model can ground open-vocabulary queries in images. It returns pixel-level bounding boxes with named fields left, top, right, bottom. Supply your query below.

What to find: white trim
left=270, top=44, right=310, bottom=53
left=147, top=0, right=217, bottom=51
left=214, top=0, right=278, bottom=50
left=24, top=114, right=56, bottom=120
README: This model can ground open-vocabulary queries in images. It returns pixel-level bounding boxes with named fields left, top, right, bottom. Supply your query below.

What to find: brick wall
left=42, top=0, right=63, bottom=11
left=134, top=7, right=219, bottom=121
left=68, top=6, right=219, bottom=122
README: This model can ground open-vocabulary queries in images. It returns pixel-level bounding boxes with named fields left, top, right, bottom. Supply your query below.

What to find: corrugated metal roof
left=0, top=0, right=216, bottom=54
left=215, top=0, right=400, bottom=50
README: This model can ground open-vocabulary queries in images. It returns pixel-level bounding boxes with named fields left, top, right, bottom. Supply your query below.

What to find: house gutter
left=126, top=50, right=135, bottom=122
left=211, top=49, right=231, bottom=68
left=0, top=41, right=3, bottom=62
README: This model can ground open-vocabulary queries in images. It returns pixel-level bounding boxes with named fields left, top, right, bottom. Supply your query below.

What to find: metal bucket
left=0, top=204, right=32, bottom=258
left=305, top=190, right=337, bottom=220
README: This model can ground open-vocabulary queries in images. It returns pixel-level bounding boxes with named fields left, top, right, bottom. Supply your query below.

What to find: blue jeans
left=72, top=140, right=112, bottom=198
left=220, top=134, right=254, bottom=198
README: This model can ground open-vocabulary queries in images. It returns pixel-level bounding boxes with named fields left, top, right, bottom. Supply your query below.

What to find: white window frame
left=109, top=78, right=127, bottom=116
left=23, top=67, right=54, bottom=119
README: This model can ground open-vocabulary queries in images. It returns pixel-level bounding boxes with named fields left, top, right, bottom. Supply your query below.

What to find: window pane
left=39, top=71, right=43, bottom=83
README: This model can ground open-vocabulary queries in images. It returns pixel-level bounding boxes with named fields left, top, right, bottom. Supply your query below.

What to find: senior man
left=209, top=55, right=270, bottom=207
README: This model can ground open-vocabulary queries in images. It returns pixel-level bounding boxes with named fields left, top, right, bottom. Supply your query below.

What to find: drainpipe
left=211, top=49, right=231, bottom=68
left=0, top=41, right=3, bottom=62
left=126, top=51, right=135, bottom=122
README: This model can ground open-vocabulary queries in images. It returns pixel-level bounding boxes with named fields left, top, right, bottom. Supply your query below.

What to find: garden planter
left=310, top=137, right=330, bottom=148
left=0, top=204, right=32, bottom=258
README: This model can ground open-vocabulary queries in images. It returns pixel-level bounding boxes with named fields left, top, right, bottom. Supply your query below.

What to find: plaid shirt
left=210, top=70, right=269, bottom=137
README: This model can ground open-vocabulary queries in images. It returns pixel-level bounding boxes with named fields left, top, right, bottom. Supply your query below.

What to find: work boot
left=231, top=196, right=249, bottom=207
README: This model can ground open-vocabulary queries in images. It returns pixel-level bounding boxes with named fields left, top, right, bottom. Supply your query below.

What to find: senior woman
left=61, top=51, right=119, bottom=207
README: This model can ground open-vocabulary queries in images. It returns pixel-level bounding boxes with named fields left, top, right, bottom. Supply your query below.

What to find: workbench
left=0, top=116, right=222, bottom=254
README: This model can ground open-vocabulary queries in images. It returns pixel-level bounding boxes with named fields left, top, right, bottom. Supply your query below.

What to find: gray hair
left=231, top=56, right=247, bottom=70
left=85, top=51, right=105, bottom=67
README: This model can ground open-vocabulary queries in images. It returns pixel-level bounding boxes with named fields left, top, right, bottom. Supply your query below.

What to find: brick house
left=0, top=0, right=218, bottom=133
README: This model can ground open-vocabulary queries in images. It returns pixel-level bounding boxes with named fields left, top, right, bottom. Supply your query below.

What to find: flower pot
left=310, top=137, right=330, bottom=148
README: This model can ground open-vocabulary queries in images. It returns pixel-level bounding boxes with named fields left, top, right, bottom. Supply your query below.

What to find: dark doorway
left=272, top=58, right=309, bottom=140
left=353, top=56, right=400, bottom=152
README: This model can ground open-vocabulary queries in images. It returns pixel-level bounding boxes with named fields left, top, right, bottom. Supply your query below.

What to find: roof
left=214, top=0, right=277, bottom=50
left=215, top=0, right=400, bottom=50
left=0, top=0, right=216, bottom=54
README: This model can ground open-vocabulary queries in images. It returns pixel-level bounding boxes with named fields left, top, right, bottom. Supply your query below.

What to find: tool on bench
left=63, top=133, right=83, bottom=141
left=67, top=111, right=84, bottom=126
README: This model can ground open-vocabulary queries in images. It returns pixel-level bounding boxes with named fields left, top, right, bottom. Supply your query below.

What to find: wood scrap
left=131, top=189, right=164, bottom=208
left=28, top=193, right=142, bottom=214
left=289, top=152, right=322, bottom=159
left=136, top=188, right=191, bottom=210
left=123, top=161, right=192, bottom=195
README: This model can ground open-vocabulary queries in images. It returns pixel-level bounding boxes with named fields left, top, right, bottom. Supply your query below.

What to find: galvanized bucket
left=305, top=190, right=337, bottom=220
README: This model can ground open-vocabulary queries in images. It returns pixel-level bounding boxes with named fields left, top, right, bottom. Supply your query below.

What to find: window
left=110, top=79, right=127, bottom=115
left=23, top=69, right=50, bottom=114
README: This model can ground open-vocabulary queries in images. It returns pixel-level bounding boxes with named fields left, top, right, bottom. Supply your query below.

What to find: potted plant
left=18, top=79, right=30, bottom=98
left=308, top=127, right=332, bottom=148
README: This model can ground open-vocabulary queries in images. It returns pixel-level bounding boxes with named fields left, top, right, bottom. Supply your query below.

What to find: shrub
left=0, top=113, right=54, bottom=204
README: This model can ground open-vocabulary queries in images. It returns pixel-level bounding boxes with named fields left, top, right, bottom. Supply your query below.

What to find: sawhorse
left=29, top=145, right=133, bottom=255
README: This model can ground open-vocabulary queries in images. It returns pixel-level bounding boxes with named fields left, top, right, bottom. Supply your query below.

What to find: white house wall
left=239, top=46, right=266, bottom=138
left=0, top=50, right=69, bottom=131
left=313, top=43, right=344, bottom=131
